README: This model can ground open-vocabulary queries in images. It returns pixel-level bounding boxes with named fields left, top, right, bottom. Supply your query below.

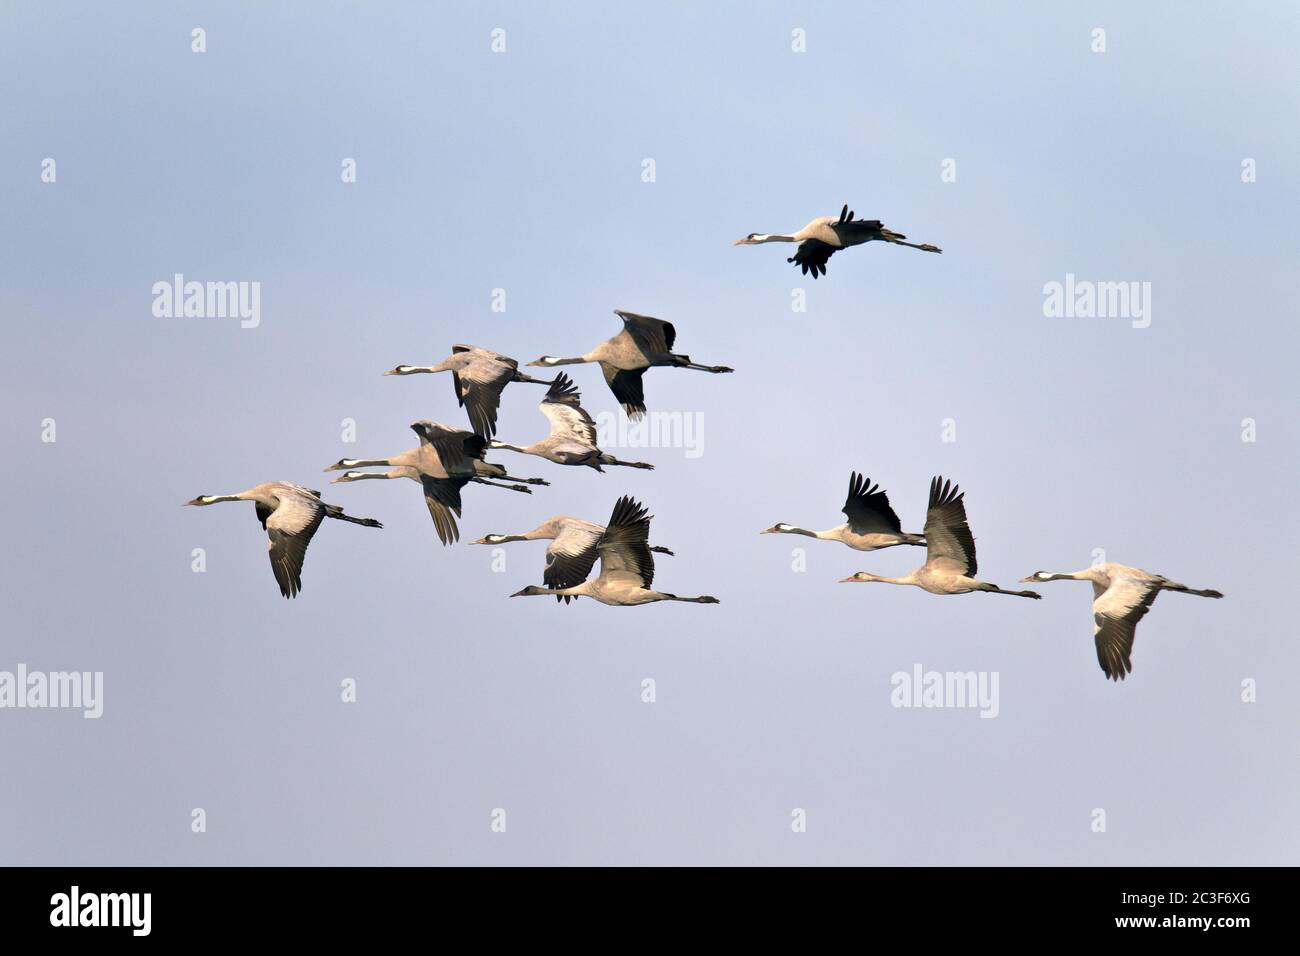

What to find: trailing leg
left=472, top=477, right=532, bottom=493
left=980, top=583, right=1042, bottom=600
left=600, top=454, right=654, bottom=470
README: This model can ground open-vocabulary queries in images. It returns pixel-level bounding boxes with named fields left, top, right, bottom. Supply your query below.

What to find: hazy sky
left=2, top=2, right=1296, bottom=865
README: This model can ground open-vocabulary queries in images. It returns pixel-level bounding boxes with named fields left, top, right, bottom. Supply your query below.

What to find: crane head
left=839, top=572, right=883, bottom=584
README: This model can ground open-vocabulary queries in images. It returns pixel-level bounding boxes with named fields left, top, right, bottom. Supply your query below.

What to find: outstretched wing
left=829, top=203, right=884, bottom=245
left=595, top=495, right=655, bottom=589
left=544, top=522, right=603, bottom=603
left=452, top=344, right=517, bottom=367
left=602, top=365, right=648, bottom=419
left=922, top=476, right=977, bottom=576
left=411, top=421, right=488, bottom=470
left=539, top=373, right=598, bottom=446
left=788, top=239, right=837, bottom=278
left=1093, top=577, right=1161, bottom=681
left=615, top=310, right=676, bottom=354
left=841, top=472, right=903, bottom=535
left=264, top=490, right=326, bottom=598
left=420, top=475, right=467, bottom=545
left=452, top=356, right=516, bottom=438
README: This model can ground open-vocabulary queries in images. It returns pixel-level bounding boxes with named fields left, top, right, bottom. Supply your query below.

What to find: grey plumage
left=323, top=422, right=547, bottom=545
left=841, top=476, right=1040, bottom=599
left=509, top=497, right=717, bottom=606
left=526, top=310, right=733, bottom=419
left=761, top=471, right=926, bottom=552
left=1020, top=563, right=1224, bottom=680
left=183, top=480, right=382, bottom=598
left=489, top=373, right=655, bottom=470
left=384, top=344, right=553, bottom=438
left=472, top=515, right=674, bottom=603
left=735, top=203, right=942, bottom=278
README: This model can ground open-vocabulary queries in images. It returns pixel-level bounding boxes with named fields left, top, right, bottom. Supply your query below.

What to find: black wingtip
left=609, top=494, right=652, bottom=529
left=545, top=372, right=581, bottom=404
left=929, top=474, right=963, bottom=506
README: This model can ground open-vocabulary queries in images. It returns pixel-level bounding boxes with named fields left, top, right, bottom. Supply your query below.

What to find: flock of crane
left=762, top=471, right=1223, bottom=680
left=185, top=204, right=1223, bottom=681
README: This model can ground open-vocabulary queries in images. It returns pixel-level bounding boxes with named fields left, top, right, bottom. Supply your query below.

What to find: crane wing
left=602, top=365, right=647, bottom=419
left=264, top=489, right=326, bottom=598
left=827, top=203, right=884, bottom=245
left=452, top=357, right=515, bottom=438
left=1092, top=577, right=1161, bottom=681
left=595, top=495, right=655, bottom=589
left=410, top=421, right=487, bottom=471
left=539, top=373, right=598, bottom=446
left=841, top=472, right=903, bottom=535
left=614, top=310, right=676, bottom=354
left=922, top=476, right=977, bottom=576
left=451, top=344, right=517, bottom=367
left=788, top=239, right=837, bottom=278
left=544, top=523, right=603, bottom=602
left=420, top=475, right=467, bottom=545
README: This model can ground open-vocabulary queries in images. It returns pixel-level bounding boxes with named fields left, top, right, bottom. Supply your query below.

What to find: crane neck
left=878, top=573, right=919, bottom=586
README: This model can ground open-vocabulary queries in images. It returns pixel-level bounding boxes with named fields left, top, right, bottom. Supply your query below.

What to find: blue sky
left=1, top=2, right=1296, bottom=864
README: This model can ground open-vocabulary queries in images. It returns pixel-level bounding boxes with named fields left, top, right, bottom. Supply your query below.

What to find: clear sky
left=1, top=2, right=1296, bottom=865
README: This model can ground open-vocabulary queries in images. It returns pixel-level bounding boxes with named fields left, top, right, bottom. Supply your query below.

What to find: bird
left=735, top=203, right=942, bottom=278
left=509, top=496, right=719, bottom=606
left=471, top=515, right=675, bottom=603
left=323, top=422, right=547, bottom=545
left=1019, top=564, right=1224, bottom=681
left=183, top=481, right=382, bottom=598
left=840, top=477, right=1041, bottom=599
left=761, top=472, right=926, bottom=552
left=488, top=373, right=655, bottom=471
left=526, top=310, right=733, bottom=419
left=384, top=345, right=553, bottom=439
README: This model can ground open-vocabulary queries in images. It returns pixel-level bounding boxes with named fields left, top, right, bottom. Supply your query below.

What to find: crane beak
left=759, top=525, right=779, bottom=534
left=182, top=497, right=203, bottom=506
left=469, top=537, right=489, bottom=545
left=509, top=588, right=529, bottom=598
left=1018, top=575, right=1036, bottom=583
